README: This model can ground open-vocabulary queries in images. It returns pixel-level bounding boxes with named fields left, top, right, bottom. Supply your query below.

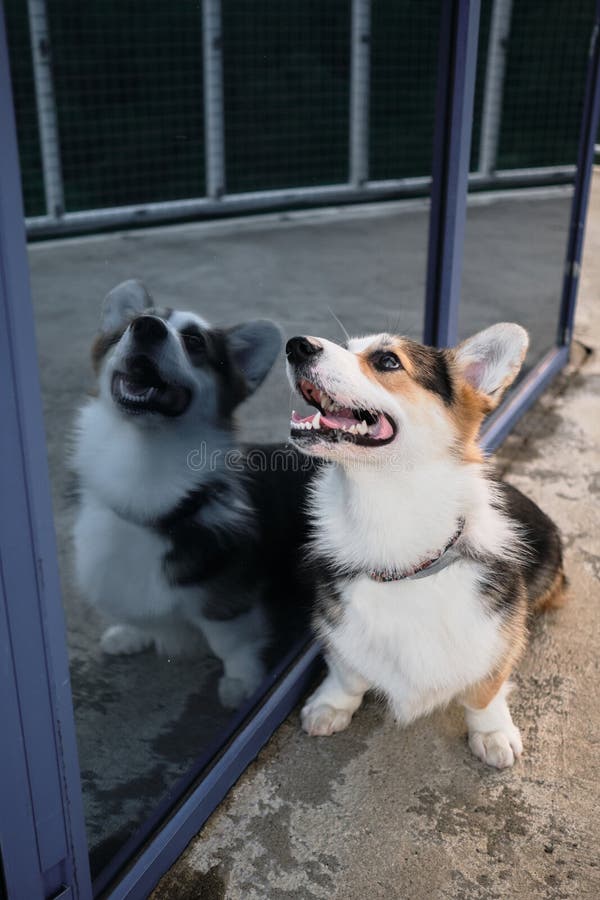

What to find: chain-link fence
left=5, top=0, right=596, bottom=236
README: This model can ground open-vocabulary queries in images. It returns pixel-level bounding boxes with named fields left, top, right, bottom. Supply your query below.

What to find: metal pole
left=478, top=0, right=512, bottom=176
left=202, top=0, right=226, bottom=199
left=349, top=0, right=371, bottom=188
left=26, top=0, right=65, bottom=219
left=558, top=2, right=600, bottom=346
left=423, top=0, right=481, bottom=348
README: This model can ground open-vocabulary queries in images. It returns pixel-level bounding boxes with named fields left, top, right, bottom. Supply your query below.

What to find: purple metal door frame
left=0, top=5, right=91, bottom=898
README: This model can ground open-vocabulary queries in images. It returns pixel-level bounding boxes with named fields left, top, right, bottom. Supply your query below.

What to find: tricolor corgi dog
left=73, top=280, right=315, bottom=708
left=286, top=324, right=566, bottom=768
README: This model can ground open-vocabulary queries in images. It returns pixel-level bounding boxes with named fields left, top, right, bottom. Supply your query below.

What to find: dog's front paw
left=218, top=675, right=254, bottom=708
left=217, top=651, right=266, bottom=708
left=301, top=702, right=353, bottom=736
left=469, top=727, right=523, bottom=769
left=100, top=624, right=153, bottom=656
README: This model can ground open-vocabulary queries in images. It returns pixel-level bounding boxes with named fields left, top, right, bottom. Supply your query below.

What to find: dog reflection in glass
left=73, top=280, right=314, bottom=708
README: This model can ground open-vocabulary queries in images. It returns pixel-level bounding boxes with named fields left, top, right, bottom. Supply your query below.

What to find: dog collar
left=368, top=517, right=466, bottom=583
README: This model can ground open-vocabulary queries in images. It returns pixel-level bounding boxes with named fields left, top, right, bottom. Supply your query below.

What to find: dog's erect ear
left=227, top=320, right=282, bottom=393
left=101, top=279, right=153, bottom=332
left=453, top=323, right=529, bottom=406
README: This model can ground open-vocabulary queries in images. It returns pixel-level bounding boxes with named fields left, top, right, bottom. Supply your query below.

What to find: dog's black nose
left=131, top=315, right=167, bottom=344
left=286, top=336, right=323, bottom=365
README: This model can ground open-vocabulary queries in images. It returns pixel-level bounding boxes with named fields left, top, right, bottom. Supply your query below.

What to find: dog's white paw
left=218, top=651, right=266, bottom=708
left=218, top=675, right=255, bottom=708
left=469, top=727, right=523, bottom=769
left=301, top=702, right=354, bottom=736
left=100, top=624, right=152, bottom=656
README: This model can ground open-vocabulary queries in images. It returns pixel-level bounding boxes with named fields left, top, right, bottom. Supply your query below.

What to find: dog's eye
left=182, top=332, right=206, bottom=355
left=373, top=352, right=402, bottom=372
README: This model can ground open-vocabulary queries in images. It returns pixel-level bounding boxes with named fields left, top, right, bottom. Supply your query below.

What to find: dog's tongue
left=321, top=409, right=356, bottom=429
left=373, top=415, right=394, bottom=440
left=290, top=409, right=355, bottom=428
left=291, top=408, right=394, bottom=440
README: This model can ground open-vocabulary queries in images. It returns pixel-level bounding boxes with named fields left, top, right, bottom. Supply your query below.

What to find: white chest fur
left=329, top=564, right=505, bottom=722
left=310, top=461, right=517, bottom=722
left=73, top=493, right=193, bottom=624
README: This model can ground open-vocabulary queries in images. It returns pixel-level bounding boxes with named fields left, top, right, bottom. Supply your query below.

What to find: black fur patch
left=403, top=342, right=454, bottom=406
left=153, top=446, right=319, bottom=642
left=156, top=479, right=257, bottom=606
left=493, top=480, right=564, bottom=609
left=307, top=554, right=347, bottom=635
left=203, top=328, right=250, bottom=419
left=473, top=554, right=525, bottom=617
left=459, top=479, right=564, bottom=619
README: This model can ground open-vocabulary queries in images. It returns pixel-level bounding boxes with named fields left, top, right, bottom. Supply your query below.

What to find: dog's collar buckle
left=368, top=517, right=466, bottom=583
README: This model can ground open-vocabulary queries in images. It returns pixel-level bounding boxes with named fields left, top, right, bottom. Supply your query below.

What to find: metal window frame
left=0, top=6, right=90, bottom=898
left=2, top=1, right=600, bottom=898
left=21, top=0, right=575, bottom=240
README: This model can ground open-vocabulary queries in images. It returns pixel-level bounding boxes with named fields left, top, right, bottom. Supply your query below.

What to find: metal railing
left=14, top=0, right=587, bottom=237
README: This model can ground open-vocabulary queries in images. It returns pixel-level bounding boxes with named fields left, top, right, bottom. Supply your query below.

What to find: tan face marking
left=91, top=326, right=127, bottom=374
left=357, top=339, right=418, bottom=398
left=354, top=336, right=493, bottom=463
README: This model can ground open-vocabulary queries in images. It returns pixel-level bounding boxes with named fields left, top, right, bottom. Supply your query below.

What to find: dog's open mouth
left=111, top=359, right=191, bottom=417
left=291, top=379, right=396, bottom=446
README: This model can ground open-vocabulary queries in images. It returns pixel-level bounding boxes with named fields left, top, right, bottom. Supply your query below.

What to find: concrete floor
left=28, top=186, right=585, bottom=884
left=149, top=182, right=600, bottom=900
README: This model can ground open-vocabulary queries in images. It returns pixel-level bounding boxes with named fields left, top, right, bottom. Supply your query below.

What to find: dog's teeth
left=349, top=424, right=358, bottom=434
left=357, top=420, right=368, bottom=435
left=312, top=411, right=321, bottom=429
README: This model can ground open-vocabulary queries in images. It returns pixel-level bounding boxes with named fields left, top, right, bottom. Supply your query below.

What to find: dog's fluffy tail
left=532, top=567, right=569, bottom=614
